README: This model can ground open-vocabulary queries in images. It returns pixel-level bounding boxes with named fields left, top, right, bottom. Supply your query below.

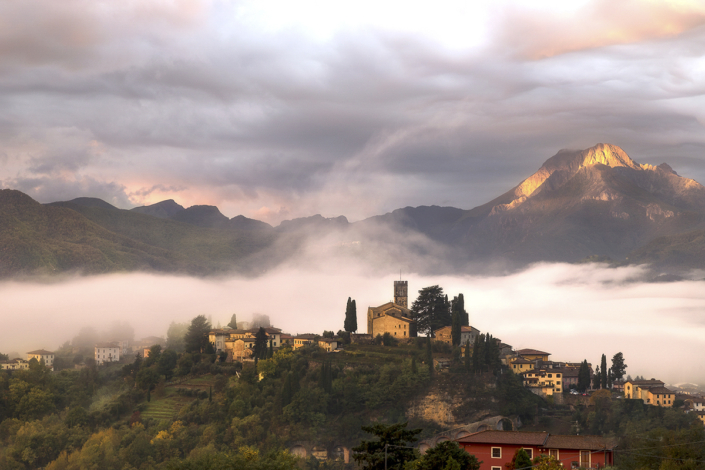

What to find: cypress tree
left=281, top=373, right=293, bottom=407
left=451, top=297, right=461, bottom=347
left=577, top=360, right=591, bottom=392
left=268, top=340, right=274, bottom=359
left=147, top=387, right=151, bottom=402
left=344, top=298, right=358, bottom=333
left=594, top=366, right=601, bottom=389
left=457, top=293, right=469, bottom=326
left=351, top=300, right=357, bottom=332
left=472, top=334, right=483, bottom=373
left=600, top=354, right=607, bottom=389
left=411, top=357, right=417, bottom=374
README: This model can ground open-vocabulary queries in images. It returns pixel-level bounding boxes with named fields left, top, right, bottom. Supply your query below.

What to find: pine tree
left=610, top=352, right=627, bottom=380
left=227, top=314, right=238, bottom=329
left=600, top=354, right=607, bottom=389
left=184, top=315, right=212, bottom=353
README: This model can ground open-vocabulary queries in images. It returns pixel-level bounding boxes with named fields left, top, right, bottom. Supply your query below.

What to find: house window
left=523, top=449, right=533, bottom=459
left=549, top=449, right=559, bottom=460
left=491, top=447, right=502, bottom=458
left=492, top=467, right=503, bottom=470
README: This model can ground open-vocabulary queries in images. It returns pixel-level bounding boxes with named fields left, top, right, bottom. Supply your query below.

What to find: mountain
left=353, top=143, right=705, bottom=268
left=3, top=143, right=705, bottom=277
left=131, top=199, right=185, bottom=218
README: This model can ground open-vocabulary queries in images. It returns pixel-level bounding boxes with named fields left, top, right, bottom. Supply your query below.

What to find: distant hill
left=4, top=143, right=705, bottom=277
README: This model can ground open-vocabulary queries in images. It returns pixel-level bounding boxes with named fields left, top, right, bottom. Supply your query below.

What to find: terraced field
left=140, top=375, right=218, bottom=422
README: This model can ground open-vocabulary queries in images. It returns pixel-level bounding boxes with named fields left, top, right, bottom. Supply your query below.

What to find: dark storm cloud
left=1, top=1, right=705, bottom=220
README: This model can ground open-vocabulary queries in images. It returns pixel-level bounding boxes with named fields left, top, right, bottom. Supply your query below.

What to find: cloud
left=1, top=262, right=704, bottom=385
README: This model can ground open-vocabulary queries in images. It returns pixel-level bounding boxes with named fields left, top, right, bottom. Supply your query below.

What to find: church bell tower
left=394, top=280, right=408, bottom=308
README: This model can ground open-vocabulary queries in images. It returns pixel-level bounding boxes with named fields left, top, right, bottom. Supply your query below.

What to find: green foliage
left=601, top=354, right=608, bottom=389
left=167, top=322, right=189, bottom=352
left=344, top=297, right=358, bottom=333
left=185, top=315, right=212, bottom=353
left=228, top=314, right=238, bottom=329
left=450, top=294, right=467, bottom=346
left=611, top=352, right=627, bottom=380
left=254, top=327, right=269, bottom=360
left=425, top=337, right=433, bottom=376
left=577, top=360, right=591, bottom=393
left=512, top=448, right=532, bottom=470
left=352, top=422, right=421, bottom=470
left=411, top=286, right=451, bottom=337
left=413, top=441, right=480, bottom=470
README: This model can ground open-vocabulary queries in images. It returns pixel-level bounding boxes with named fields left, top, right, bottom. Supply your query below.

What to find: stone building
left=367, top=281, right=417, bottom=338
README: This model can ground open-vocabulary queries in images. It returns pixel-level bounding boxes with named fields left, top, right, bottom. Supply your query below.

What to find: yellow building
left=521, top=369, right=563, bottom=396
left=318, top=338, right=339, bottom=352
left=509, top=357, right=536, bottom=372
left=624, top=379, right=674, bottom=407
left=0, top=358, right=29, bottom=371
left=434, top=325, right=480, bottom=345
left=209, top=327, right=283, bottom=354
left=27, top=349, right=54, bottom=371
left=367, top=281, right=417, bottom=339
left=293, top=334, right=317, bottom=349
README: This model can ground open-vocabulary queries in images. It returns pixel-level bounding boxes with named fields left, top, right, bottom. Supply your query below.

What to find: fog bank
left=1, top=262, right=704, bottom=385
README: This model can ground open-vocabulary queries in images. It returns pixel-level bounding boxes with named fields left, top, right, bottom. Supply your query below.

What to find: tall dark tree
left=184, top=315, right=212, bottom=353
left=352, top=422, right=422, bottom=470
left=253, top=327, right=268, bottom=359
left=227, top=314, right=238, bottom=329
left=472, top=334, right=484, bottom=373
left=451, top=297, right=462, bottom=347
left=610, top=352, right=627, bottom=380
left=411, top=286, right=451, bottom=336
left=344, top=297, right=358, bottom=333
left=600, top=354, right=608, bottom=389
left=577, top=360, right=591, bottom=393
left=593, top=366, right=601, bottom=389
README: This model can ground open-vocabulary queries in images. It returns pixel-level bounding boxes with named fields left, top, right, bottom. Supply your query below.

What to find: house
left=95, top=342, right=121, bottom=365
left=318, top=338, right=339, bottom=352
left=209, top=327, right=283, bottom=354
left=521, top=369, right=563, bottom=396
left=624, top=379, right=675, bottom=407
left=509, top=357, right=535, bottom=373
left=456, top=430, right=615, bottom=470
left=434, top=325, right=481, bottom=346
left=367, top=281, right=417, bottom=339
left=280, top=334, right=294, bottom=345
left=27, top=349, right=54, bottom=371
left=693, top=411, right=705, bottom=426
left=0, top=358, right=29, bottom=371
left=685, top=398, right=705, bottom=412
left=515, top=349, right=551, bottom=361
left=558, top=368, right=580, bottom=390
left=293, top=334, right=317, bottom=349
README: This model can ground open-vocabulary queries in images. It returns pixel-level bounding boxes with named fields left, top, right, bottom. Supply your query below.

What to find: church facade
left=367, top=281, right=417, bottom=338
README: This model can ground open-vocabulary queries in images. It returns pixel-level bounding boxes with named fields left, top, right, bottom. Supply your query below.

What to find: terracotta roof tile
left=544, top=435, right=617, bottom=450
left=458, top=430, right=548, bottom=446
left=516, top=349, right=551, bottom=356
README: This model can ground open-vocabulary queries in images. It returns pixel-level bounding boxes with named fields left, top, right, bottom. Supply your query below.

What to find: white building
left=27, top=349, right=55, bottom=370
left=95, top=342, right=121, bottom=365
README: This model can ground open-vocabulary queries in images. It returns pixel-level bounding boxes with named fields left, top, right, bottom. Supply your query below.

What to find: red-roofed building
left=456, top=430, right=615, bottom=470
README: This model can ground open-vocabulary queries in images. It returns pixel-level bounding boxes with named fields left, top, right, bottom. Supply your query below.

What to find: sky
left=1, top=0, right=705, bottom=224
left=2, top=262, right=705, bottom=386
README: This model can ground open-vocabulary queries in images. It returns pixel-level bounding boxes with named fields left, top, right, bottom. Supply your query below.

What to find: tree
left=600, top=354, right=607, bottom=389
left=0, top=352, right=8, bottom=361
left=593, top=366, right=601, bottom=390
left=344, top=297, right=358, bottom=333
left=532, top=455, right=563, bottom=470
left=464, top=340, right=471, bottom=372
left=509, top=448, right=532, bottom=470
left=577, top=360, right=591, bottom=393
left=352, top=422, right=421, bottom=470
left=254, top=327, right=268, bottom=359
left=227, top=314, right=238, bottom=329
left=415, top=441, right=481, bottom=470
left=166, top=321, right=189, bottom=352
left=157, top=349, right=178, bottom=380
left=184, top=315, right=212, bottom=353
left=411, top=286, right=451, bottom=336
left=610, top=352, right=627, bottom=380
left=451, top=297, right=462, bottom=347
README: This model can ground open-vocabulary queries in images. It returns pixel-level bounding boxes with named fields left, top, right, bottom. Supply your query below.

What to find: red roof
left=544, top=435, right=617, bottom=450
left=516, top=349, right=551, bottom=356
left=458, top=430, right=549, bottom=446
left=27, top=349, right=54, bottom=355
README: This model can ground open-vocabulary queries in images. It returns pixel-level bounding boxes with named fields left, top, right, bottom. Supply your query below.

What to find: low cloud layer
left=2, top=262, right=704, bottom=386
left=1, top=1, right=705, bottom=223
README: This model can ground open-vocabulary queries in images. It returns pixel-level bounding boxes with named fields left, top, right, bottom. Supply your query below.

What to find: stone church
left=367, top=281, right=417, bottom=338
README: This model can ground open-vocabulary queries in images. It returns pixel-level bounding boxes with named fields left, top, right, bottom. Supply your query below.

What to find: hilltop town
left=1, top=280, right=704, bottom=469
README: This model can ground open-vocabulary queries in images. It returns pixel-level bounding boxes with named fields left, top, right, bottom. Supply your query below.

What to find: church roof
left=368, top=301, right=412, bottom=315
